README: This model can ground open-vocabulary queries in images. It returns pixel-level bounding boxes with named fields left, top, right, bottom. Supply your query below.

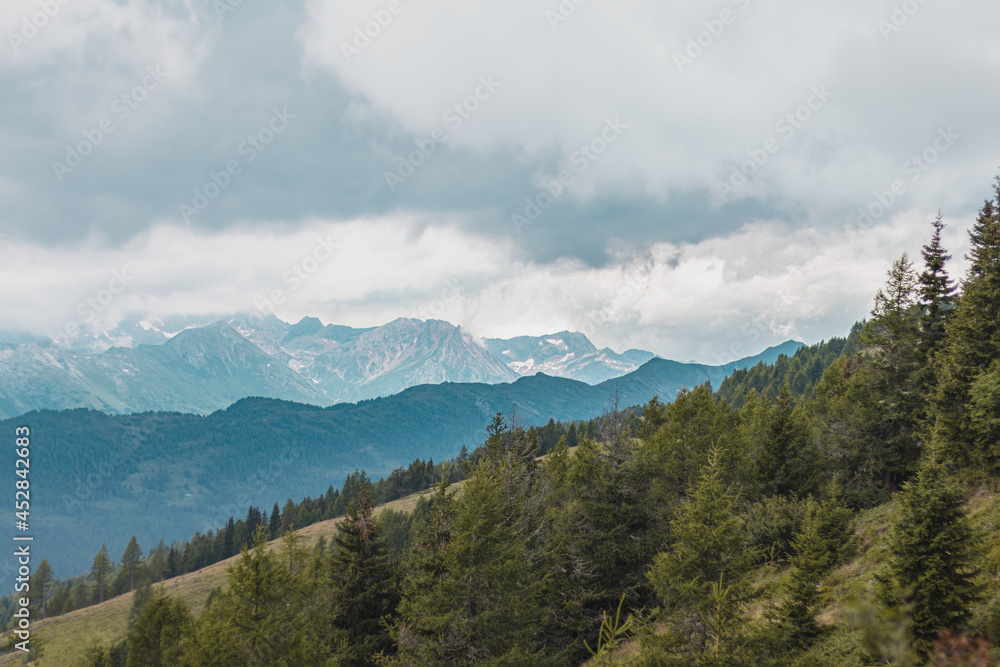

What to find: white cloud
left=0, top=206, right=971, bottom=360
left=299, top=0, right=1000, bottom=214
left=1, top=0, right=211, bottom=123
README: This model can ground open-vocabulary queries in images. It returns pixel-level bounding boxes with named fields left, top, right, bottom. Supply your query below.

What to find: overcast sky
left=0, top=0, right=997, bottom=362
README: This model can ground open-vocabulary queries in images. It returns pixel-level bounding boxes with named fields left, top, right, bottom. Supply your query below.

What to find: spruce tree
left=33, top=559, right=54, bottom=619
left=222, top=517, right=235, bottom=559
left=91, top=543, right=113, bottom=604
left=932, top=179, right=1000, bottom=465
left=329, top=487, right=400, bottom=665
left=918, top=213, right=956, bottom=353
left=397, top=419, right=547, bottom=664
left=269, top=502, right=281, bottom=538
left=880, top=450, right=981, bottom=649
left=120, top=536, right=143, bottom=592
left=396, top=477, right=458, bottom=664
left=646, top=448, right=754, bottom=662
left=184, top=525, right=293, bottom=664
left=125, top=588, right=191, bottom=666
left=777, top=493, right=851, bottom=646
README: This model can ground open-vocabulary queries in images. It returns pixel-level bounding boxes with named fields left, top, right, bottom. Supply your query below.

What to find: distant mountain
left=482, top=331, right=656, bottom=384
left=0, top=323, right=329, bottom=419
left=0, top=314, right=804, bottom=420
left=231, top=316, right=518, bottom=402
left=3, top=340, right=805, bottom=574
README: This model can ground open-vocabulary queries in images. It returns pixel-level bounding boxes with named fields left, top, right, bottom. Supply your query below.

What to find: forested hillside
left=12, top=178, right=1000, bottom=665
left=0, top=340, right=793, bottom=576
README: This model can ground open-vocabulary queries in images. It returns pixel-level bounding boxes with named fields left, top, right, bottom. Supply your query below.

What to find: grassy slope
left=1, top=484, right=455, bottom=667
left=594, top=485, right=1000, bottom=665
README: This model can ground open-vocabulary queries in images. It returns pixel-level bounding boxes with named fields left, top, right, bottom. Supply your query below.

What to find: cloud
left=0, top=206, right=971, bottom=360
left=299, top=0, right=1000, bottom=215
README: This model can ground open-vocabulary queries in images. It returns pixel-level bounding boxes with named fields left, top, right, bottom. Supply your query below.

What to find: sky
left=0, top=0, right=997, bottom=363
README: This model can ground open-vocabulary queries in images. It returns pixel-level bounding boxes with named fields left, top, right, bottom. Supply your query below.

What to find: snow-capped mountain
left=0, top=315, right=804, bottom=419
left=482, top=331, right=656, bottom=384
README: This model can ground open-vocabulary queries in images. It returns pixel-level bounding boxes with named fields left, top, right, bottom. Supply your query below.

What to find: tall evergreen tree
left=645, top=448, right=754, bottom=663
left=33, top=559, right=54, bottom=619
left=879, top=449, right=981, bottom=650
left=918, top=213, right=957, bottom=352
left=269, top=502, right=281, bottom=539
left=126, top=588, right=191, bottom=666
left=932, top=179, right=1000, bottom=465
left=777, top=491, right=852, bottom=646
left=329, top=487, right=400, bottom=665
left=91, top=543, right=113, bottom=604
left=120, top=536, right=143, bottom=592
left=184, top=525, right=294, bottom=664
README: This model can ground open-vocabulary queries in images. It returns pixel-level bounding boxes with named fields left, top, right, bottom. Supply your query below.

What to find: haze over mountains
left=0, top=314, right=803, bottom=420
left=4, top=334, right=804, bottom=574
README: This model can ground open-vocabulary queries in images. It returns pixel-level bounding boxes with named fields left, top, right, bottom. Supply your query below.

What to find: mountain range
left=0, top=315, right=802, bottom=420
left=4, top=335, right=803, bottom=574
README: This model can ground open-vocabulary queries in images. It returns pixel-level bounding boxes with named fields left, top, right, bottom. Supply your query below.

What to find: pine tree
left=880, top=449, right=981, bottom=649
left=222, top=517, right=235, bottom=559
left=126, top=588, right=191, bottom=666
left=778, top=495, right=850, bottom=645
left=120, top=536, right=143, bottom=592
left=757, top=386, right=815, bottom=497
left=329, top=487, right=400, bottom=665
left=185, top=525, right=292, bottom=664
left=269, top=502, right=281, bottom=539
left=91, top=543, right=113, bottom=604
left=397, top=420, right=547, bottom=664
left=645, top=448, right=754, bottom=662
left=33, top=560, right=54, bottom=619
left=396, top=477, right=458, bottom=664
left=931, top=179, right=1000, bottom=463
left=918, top=213, right=957, bottom=353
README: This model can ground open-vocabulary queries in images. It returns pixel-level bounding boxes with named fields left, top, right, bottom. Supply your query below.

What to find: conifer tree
left=33, top=559, right=54, bottom=619
left=646, top=448, right=754, bottom=662
left=778, top=494, right=851, bottom=645
left=758, top=386, right=816, bottom=497
left=918, top=213, right=957, bottom=353
left=222, top=517, right=235, bottom=559
left=184, top=525, right=302, bottom=664
left=91, top=543, right=113, bottom=604
left=396, top=476, right=458, bottom=664
left=397, top=419, right=547, bottom=664
left=329, top=487, right=400, bottom=665
left=125, top=588, right=191, bottom=666
left=269, top=502, right=281, bottom=539
left=880, top=449, right=981, bottom=649
left=933, top=179, right=1000, bottom=465
left=120, top=536, right=143, bottom=592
